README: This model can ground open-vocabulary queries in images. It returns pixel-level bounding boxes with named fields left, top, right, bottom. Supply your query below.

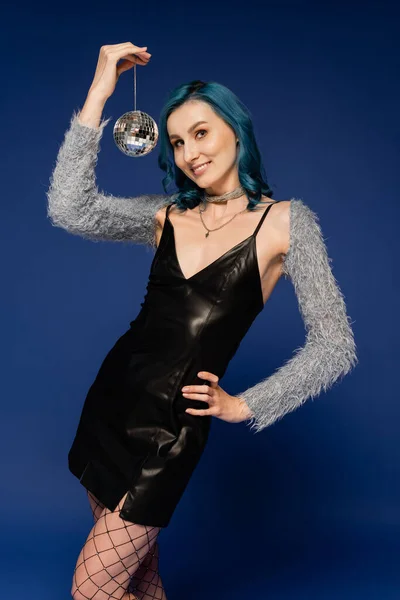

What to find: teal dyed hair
left=157, top=80, right=274, bottom=211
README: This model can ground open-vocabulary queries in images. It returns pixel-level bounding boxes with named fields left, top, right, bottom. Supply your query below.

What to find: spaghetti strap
left=166, top=202, right=173, bottom=218
left=253, top=201, right=280, bottom=237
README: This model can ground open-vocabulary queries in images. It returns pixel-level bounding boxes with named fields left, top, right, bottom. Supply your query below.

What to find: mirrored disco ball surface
left=113, top=110, right=159, bottom=157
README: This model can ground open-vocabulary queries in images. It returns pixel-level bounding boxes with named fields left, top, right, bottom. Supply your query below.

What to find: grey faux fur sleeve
left=46, top=110, right=173, bottom=247
left=239, top=199, right=358, bottom=433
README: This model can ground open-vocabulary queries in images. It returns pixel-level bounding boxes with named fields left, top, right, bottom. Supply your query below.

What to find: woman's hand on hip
left=181, top=371, right=252, bottom=424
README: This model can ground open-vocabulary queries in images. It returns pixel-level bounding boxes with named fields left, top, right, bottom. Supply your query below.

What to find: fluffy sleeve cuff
left=238, top=198, right=358, bottom=434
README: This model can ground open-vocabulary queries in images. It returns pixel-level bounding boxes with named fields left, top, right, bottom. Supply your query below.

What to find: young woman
left=47, top=42, right=358, bottom=600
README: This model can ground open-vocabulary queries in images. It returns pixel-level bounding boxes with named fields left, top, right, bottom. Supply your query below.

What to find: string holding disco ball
left=113, top=60, right=159, bottom=157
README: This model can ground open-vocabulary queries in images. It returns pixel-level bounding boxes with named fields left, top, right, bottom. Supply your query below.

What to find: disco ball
left=113, top=110, right=159, bottom=157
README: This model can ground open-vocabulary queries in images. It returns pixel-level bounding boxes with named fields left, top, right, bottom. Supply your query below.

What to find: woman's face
left=167, top=100, right=239, bottom=195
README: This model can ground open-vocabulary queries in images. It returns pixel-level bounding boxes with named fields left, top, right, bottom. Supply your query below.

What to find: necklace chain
left=199, top=185, right=248, bottom=238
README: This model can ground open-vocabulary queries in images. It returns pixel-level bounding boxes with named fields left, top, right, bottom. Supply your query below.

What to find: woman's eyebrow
left=169, top=121, right=209, bottom=141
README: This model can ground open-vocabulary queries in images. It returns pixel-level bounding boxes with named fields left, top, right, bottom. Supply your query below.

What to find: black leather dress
left=68, top=200, right=279, bottom=527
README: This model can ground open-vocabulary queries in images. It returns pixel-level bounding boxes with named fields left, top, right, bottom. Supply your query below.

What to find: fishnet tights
left=71, top=490, right=167, bottom=600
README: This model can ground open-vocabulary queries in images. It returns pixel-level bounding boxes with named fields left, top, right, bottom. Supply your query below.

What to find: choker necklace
left=203, top=184, right=246, bottom=204
left=199, top=185, right=248, bottom=238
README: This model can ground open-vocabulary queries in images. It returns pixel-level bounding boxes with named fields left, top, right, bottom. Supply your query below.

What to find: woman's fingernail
left=182, top=387, right=188, bottom=391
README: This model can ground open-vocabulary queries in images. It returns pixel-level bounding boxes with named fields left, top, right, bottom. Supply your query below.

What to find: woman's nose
left=183, top=144, right=199, bottom=163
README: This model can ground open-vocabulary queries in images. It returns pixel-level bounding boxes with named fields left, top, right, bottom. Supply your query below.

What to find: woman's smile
left=192, top=161, right=212, bottom=176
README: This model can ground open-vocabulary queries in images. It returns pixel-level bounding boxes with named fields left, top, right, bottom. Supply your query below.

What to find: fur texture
left=47, top=110, right=173, bottom=248
left=239, top=199, right=358, bottom=432
left=47, top=111, right=358, bottom=434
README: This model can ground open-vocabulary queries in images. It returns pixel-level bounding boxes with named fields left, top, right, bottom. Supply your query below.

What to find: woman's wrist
left=236, top=397, right=254, bottom=422
left=77, top=91, right=108, bottom=129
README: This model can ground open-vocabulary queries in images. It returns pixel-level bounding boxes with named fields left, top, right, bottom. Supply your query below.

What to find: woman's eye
left=174, top=129, right=207, bottom=148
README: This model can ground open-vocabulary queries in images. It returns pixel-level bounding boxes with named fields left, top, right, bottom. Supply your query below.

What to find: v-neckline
left=166, top=214, right=255, bottom=282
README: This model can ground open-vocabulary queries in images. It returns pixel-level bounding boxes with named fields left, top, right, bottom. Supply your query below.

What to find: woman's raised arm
left=238, top=199, right=358, bottom=433
left=46, top=109, right=172, bottom=247
left=46, top=43, right=173, bottom=248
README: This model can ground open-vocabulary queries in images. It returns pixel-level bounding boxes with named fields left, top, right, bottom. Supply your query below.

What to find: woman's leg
left=87, top=490, right=106, bottom=524
left=85, top=490, right=167, bottom=599
left=127, top=540, right=167, bottom=600
left=71, top=491, right=164, bottom=600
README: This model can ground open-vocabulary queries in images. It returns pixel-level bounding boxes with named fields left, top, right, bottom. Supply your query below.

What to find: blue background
left=4, top=0, right=399, bottom=598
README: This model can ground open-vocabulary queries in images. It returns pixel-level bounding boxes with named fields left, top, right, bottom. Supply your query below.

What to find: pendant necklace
left=199, top=185, right=248, bottom=238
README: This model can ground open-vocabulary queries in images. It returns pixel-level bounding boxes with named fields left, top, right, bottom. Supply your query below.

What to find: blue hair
left=157, top=80, right=275, bottom=211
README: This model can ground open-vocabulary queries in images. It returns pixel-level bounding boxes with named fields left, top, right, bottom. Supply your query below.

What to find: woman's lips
left=192, top=161, right=211, bottom=176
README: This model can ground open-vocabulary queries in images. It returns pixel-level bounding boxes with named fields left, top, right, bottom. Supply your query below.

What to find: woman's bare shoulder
left=258, top=199, right=292, bottom=256
left=155, top=204, right=168, bottom=227
left=154, top=201, right=185, bottom=246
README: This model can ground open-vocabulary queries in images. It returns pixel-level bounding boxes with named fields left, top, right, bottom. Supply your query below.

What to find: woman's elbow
left=324, top=337, right=358, bottom=386
left=46, top=196, right=88, bottom=237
